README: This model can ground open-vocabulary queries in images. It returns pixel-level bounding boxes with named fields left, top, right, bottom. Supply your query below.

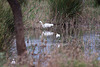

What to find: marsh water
left=7, top=28, right=100, bottom=66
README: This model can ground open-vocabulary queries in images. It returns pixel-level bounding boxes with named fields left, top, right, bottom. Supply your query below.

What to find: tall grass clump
left=94, top=0, right=100, bottom=7
left=0, top=1, right=15, bottom=66
left=48, top=0, right=84, bottom=36
left=48, top=0, right=83, bottom=18
left=0, top=0, right=14, bottom=51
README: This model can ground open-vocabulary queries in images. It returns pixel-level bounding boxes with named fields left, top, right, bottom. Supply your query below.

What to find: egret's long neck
left=40, top=21, right=44, bottom=26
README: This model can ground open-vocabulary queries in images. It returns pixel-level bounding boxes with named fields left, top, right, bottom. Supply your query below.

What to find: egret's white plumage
left=56, top=34, right=60, bottom=38
left=58, top=44, right=60, bottom=48
left=39, top=21, right=54, bottom=28
left=11, top=59, right=16, bottom=64
left=42, top=31, right=54, bottom=36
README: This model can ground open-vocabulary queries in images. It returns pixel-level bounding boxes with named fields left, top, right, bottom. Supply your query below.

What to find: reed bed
left=1, top=0, right=100, bottom=67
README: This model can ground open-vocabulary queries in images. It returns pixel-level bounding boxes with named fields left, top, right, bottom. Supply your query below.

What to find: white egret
left=56, top=33, right=60, bottom=38
left=40, top=31, right=54, bottom=38
left=39, top=21, right=54, bottom=28
left=11, top=59, right=16, bottom=64
left=58, top=44, right=60, bottom=48
left=42, top=31, right=54, bottom=36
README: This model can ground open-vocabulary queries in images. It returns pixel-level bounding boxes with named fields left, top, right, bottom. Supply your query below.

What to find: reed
left=0, top=0, right=14, bottom=51
left=48, top=0, right=83, bottom=18
left=94, top=0, right=100, bottom=6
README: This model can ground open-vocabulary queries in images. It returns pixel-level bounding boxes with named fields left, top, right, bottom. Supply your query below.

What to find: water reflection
left=25, top=29, right=61, bottom=54
left=9, top=29, right=100, bottom=66
left=83, top=33, right=100, bottom=60
left=25, top=29, right=100, bottom=65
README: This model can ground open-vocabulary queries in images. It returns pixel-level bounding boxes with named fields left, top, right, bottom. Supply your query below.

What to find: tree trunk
left=68, top=22, right=71, bottom=35
left=7, top=0, right=26, bottom=55
left=63, top=23, right=66, bottom=42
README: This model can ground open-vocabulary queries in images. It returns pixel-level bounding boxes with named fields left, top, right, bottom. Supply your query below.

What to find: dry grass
left=2, top=0, right=100, bottom=67
left=41, top=38, right=100, bottom=67
left=23, top=0, right=50, bottom=29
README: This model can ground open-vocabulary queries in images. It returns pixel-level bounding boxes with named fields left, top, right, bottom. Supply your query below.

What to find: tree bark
left=7, top=0, right=26, bottom=55
left=68, top=22, right=71, bottom=35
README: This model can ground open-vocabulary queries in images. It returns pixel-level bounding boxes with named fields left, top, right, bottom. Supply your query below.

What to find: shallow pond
left=8, top=29, right=100, bottom=66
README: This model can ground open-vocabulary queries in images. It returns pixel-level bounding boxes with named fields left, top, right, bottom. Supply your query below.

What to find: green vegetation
left=73, top=60, right=86, bottom=67
left=0, top=0, right=14, bottom=51
left=48, top=0, right=83, bottom=17
left=0, top=0, right=100, bottom=67
left=0, top=52, right=6, bottom=67
left=94, top=0, right=100, bottom=6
